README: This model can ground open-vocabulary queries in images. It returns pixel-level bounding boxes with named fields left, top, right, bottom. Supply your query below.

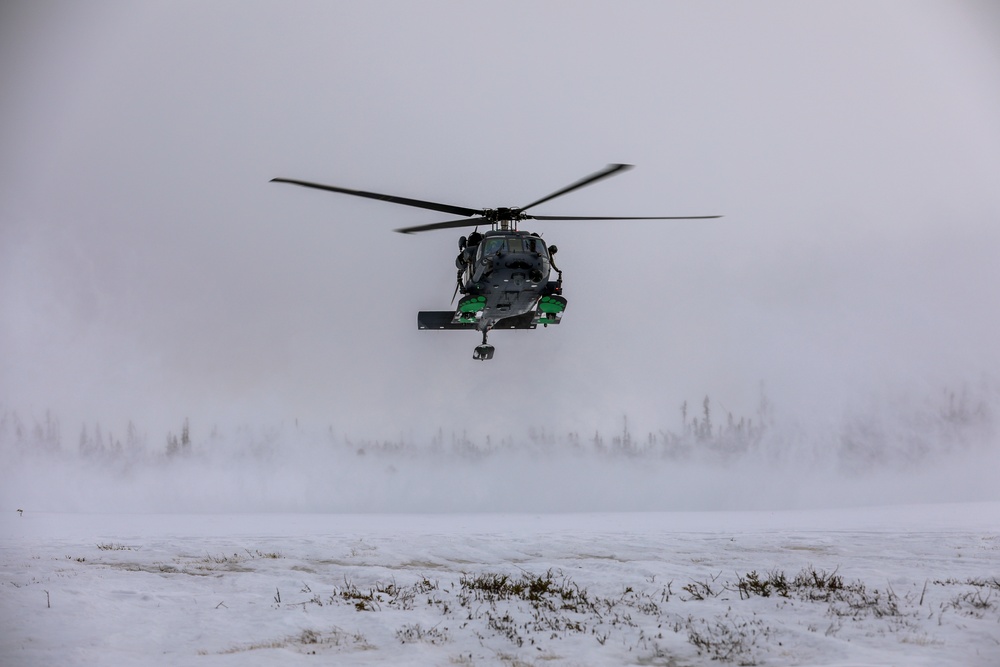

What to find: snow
left=2, top=504, right=998, bottom=666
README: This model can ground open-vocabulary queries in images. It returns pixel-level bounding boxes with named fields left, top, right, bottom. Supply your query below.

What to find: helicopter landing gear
left=473, top=329, right=495, bottom=360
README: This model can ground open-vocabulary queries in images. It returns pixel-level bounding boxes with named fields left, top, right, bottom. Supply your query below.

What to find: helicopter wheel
left=473, top=344, right=495, bottom=361
left=474, top=328, right=495, bottom=361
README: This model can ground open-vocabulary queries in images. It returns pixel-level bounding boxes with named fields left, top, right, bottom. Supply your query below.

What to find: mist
left=2, top=2, right=999, bottom=512
left=2, top=378, right=997, bottom=514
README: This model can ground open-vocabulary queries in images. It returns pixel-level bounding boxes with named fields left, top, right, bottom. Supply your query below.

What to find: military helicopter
left=271, top=164, right=719, bottom=360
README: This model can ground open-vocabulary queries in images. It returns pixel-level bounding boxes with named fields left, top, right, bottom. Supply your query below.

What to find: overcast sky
left=2, top=1, right=999, bottom=441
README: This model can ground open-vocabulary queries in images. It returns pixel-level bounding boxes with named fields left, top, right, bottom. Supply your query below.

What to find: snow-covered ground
left=2, top=401, right=998, bottom=665
left=2, top=503, right=998, bottom=666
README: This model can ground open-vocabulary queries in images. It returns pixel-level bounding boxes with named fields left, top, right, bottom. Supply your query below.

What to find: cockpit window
left=526, top=237, right=546, bottom=256
left=483, top=238, right=505, bottom=255
left=480, top=236, right=547, bottom=256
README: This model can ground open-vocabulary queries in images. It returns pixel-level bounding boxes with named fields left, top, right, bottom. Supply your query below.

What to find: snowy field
left=2, top=398, right=999, bottom=665
left=2, top=504, right=999, bottom=666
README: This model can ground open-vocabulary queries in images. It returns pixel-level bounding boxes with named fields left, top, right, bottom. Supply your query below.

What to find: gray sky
left=2, top=1, right=999, bottom=441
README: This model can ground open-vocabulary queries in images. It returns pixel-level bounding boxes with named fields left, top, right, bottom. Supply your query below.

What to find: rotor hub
left=484, top=207, right=524, bottom=220
left=482, top=207, right=525, bottom=231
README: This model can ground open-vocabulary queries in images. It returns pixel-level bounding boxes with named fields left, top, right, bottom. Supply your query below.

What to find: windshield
left=480, top=236, right=547, bottom=256
left=528, top=237, right=546, bottom=256
left=482, top=238, right=505, bottom=255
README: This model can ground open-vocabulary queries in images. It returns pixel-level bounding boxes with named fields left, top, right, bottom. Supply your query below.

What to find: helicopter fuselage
left=459, top=229, right=554, bottom=329
left=416, top=227, right=567, bottom=359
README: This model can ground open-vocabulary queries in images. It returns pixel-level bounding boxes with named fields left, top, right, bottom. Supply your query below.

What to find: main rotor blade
left=520, top=163, right=634, bottom=212
left=270, top=178, right=481, bottom=218
left=528, top=214, right=722, bottom=220
left=395, top=217, right=487, bottom=234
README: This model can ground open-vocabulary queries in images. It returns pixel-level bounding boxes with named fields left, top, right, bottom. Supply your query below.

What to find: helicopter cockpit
left=477, top=234, right=548, bottom=258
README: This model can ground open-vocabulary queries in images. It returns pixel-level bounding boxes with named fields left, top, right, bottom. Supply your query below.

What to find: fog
left=2, top=2, right=999, bottom=511
left=2, top=380, right=998, bottom=513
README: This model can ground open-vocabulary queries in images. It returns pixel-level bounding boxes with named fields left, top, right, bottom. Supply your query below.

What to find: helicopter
left=271, top=164, right=719, bottom=360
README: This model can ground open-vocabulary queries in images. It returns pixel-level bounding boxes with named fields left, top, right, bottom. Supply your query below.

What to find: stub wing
left=417, top=311, right=478, bottom=330
left=417, top=294, right=566, bottom=331
left=417, top=311, right=538, bottom=330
